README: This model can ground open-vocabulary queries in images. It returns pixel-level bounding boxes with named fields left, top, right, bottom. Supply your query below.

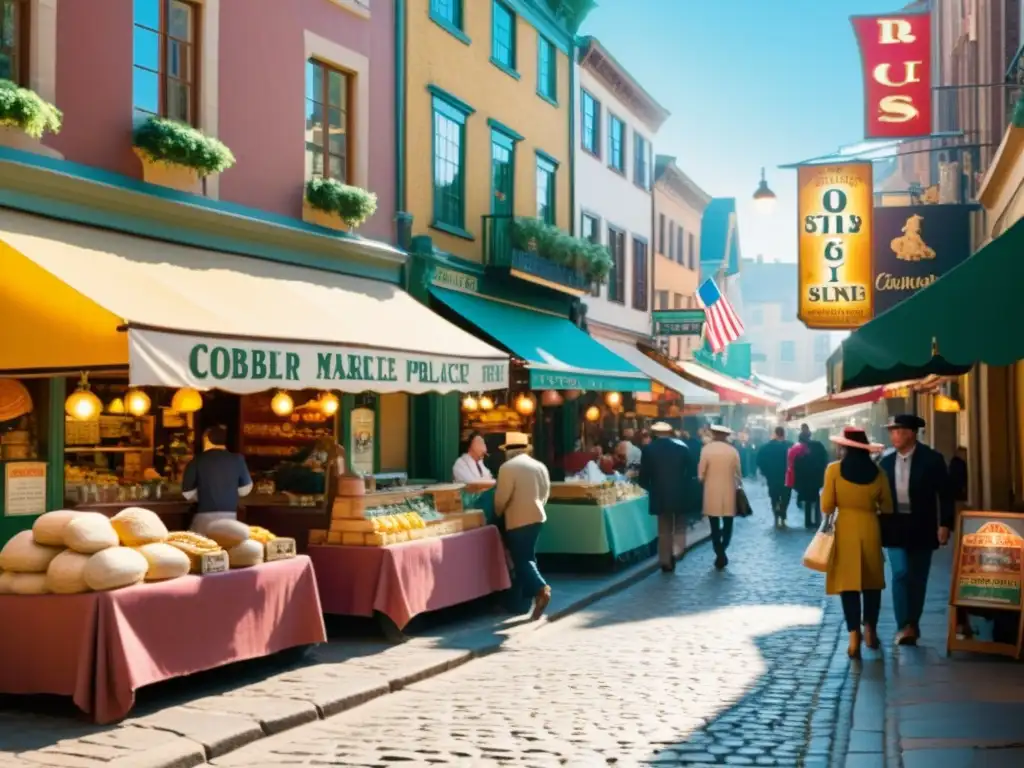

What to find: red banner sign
left=851, top=12, right=932, bottom=139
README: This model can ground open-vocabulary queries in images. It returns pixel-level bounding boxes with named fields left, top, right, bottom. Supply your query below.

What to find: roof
left=699, top=198, right=741, bottom=277
left=654, top=155, right=712, bottom=212
left=577, top=36, right=671, bottom=133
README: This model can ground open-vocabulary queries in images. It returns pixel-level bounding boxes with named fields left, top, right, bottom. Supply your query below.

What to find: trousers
left=840, top=590, right=881, bottom=632
left=803, top=498, right=822, bottom=528
left=657, top=513, right=678, bottom=570
left=505, top=523, right=547, bottom=600
left=767, top=484, right=790, bottom=519
left=888, top=548, right=933, bottom=632
left=709, top=516, right=734, bottom=555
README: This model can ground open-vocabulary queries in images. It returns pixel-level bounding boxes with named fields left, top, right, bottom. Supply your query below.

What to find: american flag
left=696, top=277, right=744, bottom=353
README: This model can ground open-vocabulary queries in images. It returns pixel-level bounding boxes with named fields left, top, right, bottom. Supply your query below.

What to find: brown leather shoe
left=895, top=626, right=918, bottom=646
left=531, top=585, right=551, bottom=621
left=863, top=624, right=880, bottom=650
left=848, top=631, right=862, bottom=659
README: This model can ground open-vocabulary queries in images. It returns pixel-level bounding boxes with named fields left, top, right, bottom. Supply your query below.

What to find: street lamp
left=752, top=167, right=776, bottom=213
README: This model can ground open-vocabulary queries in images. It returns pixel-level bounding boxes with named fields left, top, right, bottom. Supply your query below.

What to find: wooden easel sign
left=947, top=510, right=1024, bottom=659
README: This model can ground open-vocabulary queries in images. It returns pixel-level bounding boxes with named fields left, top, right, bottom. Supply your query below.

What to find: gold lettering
left=878, top=95, right=919, bottom=123
left=877, top=18, right=916, bottom=44
left=872, top=61, right=922, bottom=88
left=874, top=272, right=937, bottom=291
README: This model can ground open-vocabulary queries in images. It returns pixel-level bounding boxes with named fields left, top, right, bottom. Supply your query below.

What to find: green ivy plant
left=132, top=117, right=235, bottom=177
left=305, top=177, right=378, bottom=229
left=0, top=79, right=62, bottom=139
left=510, top=217, right=612, bottom=284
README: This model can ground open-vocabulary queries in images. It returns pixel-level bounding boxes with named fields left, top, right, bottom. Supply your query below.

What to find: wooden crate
left=331, top=489, right=420, bottom=519
left=423, top=484, right=465, bottom=514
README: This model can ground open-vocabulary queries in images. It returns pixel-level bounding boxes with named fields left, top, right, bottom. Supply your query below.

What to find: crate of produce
left=423, top=484, right=465, bottom=514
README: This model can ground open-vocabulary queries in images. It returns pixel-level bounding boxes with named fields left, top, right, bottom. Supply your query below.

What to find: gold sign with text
left=797, top=163, right=874, bottom=329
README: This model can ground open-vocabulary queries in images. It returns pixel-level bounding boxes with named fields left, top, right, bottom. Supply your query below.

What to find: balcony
left=481, top=214, right=593, bottom=296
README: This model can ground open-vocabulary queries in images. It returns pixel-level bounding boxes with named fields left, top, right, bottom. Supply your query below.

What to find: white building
left=575, top=36, right=670, bottom=344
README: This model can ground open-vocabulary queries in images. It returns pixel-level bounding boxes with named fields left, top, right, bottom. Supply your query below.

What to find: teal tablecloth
left=537, top=496, right=655, bottom=556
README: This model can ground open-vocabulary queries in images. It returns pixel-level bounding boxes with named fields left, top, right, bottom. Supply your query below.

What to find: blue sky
left=580, top=0, right=902, bottom=263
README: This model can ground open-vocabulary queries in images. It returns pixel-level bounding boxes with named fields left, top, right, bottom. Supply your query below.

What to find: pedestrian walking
left=494, top=435, right=552, bottom=620
left=699, top=424, right=741, bottom=569
left=822, top=427, right=892, bottom=658
left=878, top=415, right=955, bottom=646
left=638, top=422, right=696, bottom=573
left=794, top=432, right=829, bottom=529
left=756, top=426, right=792, bottom=526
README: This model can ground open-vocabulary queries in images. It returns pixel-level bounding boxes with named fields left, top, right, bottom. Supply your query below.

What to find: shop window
left=580, top=89, right=600, bottom=156
left=0, top=0, right=28, bottom=86
left=673, top=292, right=682, bottom=309
left=780, top=340, right=796, bottom=362
left=490, top=0, right=516, bottom=74
left=658, top=213, right=665, bottom=255
left=607, top=226, right=625, bottom=304
left=535, top=153, right=557, bottom=225
left=133, top=0, right=199, bottom=125
left=431, top=94, right=470, bottom=231
left=537, top=35, right=556, bottom=102
left=305, top=58, right=352, bottom=183
left=668, top=221, right=675, bottom=260
left=633, top=132, right=649, bottom=189
left=608, top=114, right=624, bottom=173
left=632, top=238, right=648, bottom=311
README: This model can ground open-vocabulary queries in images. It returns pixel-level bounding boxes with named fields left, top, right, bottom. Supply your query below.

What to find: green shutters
left=581, top=89, right=600, bottom=156
left=633, top=131, right=650, bottom=188
left=491, top=0, right=517, bottom=75
left=431, top=92, right=472, bottom=234
left=608, top=114, right=624, bottom=172
left=537, top=36, right=557, bottom=103
left=536, top=153, right=557, bottom=225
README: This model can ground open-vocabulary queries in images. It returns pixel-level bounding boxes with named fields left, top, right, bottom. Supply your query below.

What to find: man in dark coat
left=879, top=414, right=955, bottom=646
left=756, top=426, right=792, bottom=526
left=793, top=433, right=829, bottom=529
left=639, top=422, right=695, bottom=573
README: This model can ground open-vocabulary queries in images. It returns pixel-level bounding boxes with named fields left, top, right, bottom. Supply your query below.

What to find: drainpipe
left=568, top=38, right=577, bottom=236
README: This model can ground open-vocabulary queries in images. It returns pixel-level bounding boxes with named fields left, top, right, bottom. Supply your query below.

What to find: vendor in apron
left=182, top=424, right=253, bottom=535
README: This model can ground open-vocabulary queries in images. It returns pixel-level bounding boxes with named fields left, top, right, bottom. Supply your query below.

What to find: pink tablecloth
left=309, top=525, right=511, bottom=629
left=0, top=556, right=326, bottom=724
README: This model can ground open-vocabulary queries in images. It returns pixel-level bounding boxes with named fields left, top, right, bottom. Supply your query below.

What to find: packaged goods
left=83, top=547, right=149, bottom=591
left=9, top=572, right=49, bottom=595
left=110, top=507, right=169, bottom=547
left=32, top=510, right=83, bottom=547
left=134, top=542, right=191, bottom=581
left=45, top=550, right=92, bottom=594
left=206, top=519, right=250, bottom=549
left=63, top=513, right=120, bottom=554
left=227, top=539, right=264, bottom=568
left=0, top=530, right=62, bottom=573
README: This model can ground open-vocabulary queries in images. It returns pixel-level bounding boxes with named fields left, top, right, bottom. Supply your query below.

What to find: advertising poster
left=349, top=407, right=375, bottom=476
left=954, top=515, right=1024, bottom=610
left=797, top=163, right=875, bottom=329
left=4, top=462, right=47, bottom=517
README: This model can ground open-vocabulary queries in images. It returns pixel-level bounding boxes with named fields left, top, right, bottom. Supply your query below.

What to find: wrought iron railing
left=480, top=214, right=591, bottom=294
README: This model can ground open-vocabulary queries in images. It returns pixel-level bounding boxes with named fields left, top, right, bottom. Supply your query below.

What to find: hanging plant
left=509, top=217, right=612, bottom=284
left=132, top=117, right=235, bottom=177
left=305, top=177, right=378, bottom=229
left=0, top=79, right=62, bottom=138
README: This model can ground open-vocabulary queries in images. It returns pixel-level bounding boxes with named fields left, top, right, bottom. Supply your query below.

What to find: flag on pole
left=696, top=277, right=744, bottom=354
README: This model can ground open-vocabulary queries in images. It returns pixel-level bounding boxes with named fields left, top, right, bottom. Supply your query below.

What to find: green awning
left=829, top=216, right=1024, bottom=391
left=430, top=287, right=651, bottom=392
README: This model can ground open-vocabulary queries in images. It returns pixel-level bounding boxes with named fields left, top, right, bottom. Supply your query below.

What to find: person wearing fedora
left=879, top=414, right=955, bottom=646
left=639, top=422, right=696, bottom=572
left=699, top=424, right=742, bottom=569
left=494, top=434, right=552, bottom=620
left=823, top=427, right=893, bottom=658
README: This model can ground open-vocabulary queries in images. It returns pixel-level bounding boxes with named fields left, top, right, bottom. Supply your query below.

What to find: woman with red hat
left=823, top=426, right=894, bottom=659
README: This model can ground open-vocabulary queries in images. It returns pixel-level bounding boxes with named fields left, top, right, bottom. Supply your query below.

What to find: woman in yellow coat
left=822, top=427, right=893, bottom=658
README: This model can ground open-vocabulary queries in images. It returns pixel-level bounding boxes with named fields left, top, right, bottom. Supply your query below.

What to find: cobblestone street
left=213, top=486, right=849, bottom=767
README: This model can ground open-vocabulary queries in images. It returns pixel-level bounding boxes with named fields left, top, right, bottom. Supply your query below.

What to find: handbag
left=802, top=514, right=836, bottom=572
left=736, top=485, right=753, bottom=518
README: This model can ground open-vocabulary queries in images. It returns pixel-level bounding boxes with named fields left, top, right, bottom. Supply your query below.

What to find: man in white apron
left=182, top=425, right=252, bottom=535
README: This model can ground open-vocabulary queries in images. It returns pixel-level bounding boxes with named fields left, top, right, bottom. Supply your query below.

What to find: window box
left=132, top=117, right=235, bottom=195
left=304, top=177, right=378, bottom=232
left=133, top=148, right=202, bottom=194
left=0, top=80, right=63, bottom=159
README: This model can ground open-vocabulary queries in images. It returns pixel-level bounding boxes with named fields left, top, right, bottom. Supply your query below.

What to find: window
left=535, top=153, right=557, bottom=225
left=814, top=335, right=832, bottom=362
left=608, top=115, right=625, bottom=172
left=676, top=225, right=684, bottom=265
left=607, top=227, right=626, bottom=304
left=429, top=0, right=464, bottom=37
left=656, top=290, right=669, bottom=310
left=668, top=221, right=675, bottom=260
left=673, top=293, right=683, bottom=309
left=632, top=238, right=648, bottom=311
left=633, top=132, right=649, bottom=188
left=780, top=340, right=796, bottom=362
left=0, top=0, right=27, bottom=85
left=432, top=95, right=470, bottom=231
left=305, top=60, right=351, bottom=182
left=133, top=0, right=198, bottom=124
left=658, top=213, right=665, bottom=255
left=491, top=1, right=516, bottom=73
left=580, top=89, right=600, bottom=156
left=537, top=36, right=556, bottom=102
left=582, top=213, right=601, bottom=297
left=688, top=233, right=696, bottom=269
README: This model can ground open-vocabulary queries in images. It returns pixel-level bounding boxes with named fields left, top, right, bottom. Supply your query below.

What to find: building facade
left=652, top=155, right=709, bottom=361
left=574, top=36, right=669, bottom=343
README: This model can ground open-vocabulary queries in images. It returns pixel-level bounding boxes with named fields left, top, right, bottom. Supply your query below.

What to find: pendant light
left=479, top=395, right=495, bottom=411
left=319, top=392, right=340, bottom=416
left=563, top=390, right=581, bottom=401
left=0, top=378, right=32, bottom=422
left=605, top=391, right=622, bottom=408
left=271, top=391, right=295, bottom=417
left=514, top=393, right=536, bottom=416
left=65, top=374, right=102, bottom=421
left=125, top=389, right=152, bottom=417
left=170, top=387, right=204, bottom=414
left=585, top=405, right=601, bottom=422
left=541, top=390, right=564, bottom=407
left=461, top=395, right=479, bottom=412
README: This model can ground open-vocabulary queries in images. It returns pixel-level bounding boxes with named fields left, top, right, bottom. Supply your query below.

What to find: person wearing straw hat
left=823, top=426, right=893, bottom=659
left=638, top=422, right=695, bottom=572
left=878, top=414, right=955, bottom=647
left=698, top=424, right=742, bottom=569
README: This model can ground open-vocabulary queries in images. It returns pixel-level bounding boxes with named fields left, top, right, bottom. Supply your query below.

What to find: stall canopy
left=781, top=376, right=883, bottom=421
left=596, top=340, right=719, bottom=406
left=675, top=360, right=778, bottom=406
left=0, top=209, right=508, bottom=394
left=828, top=216, right=1024, bottom=391
left=429, top=287, right=650, bottom=392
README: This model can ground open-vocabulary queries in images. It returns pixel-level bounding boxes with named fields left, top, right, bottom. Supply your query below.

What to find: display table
left=537, top=496, right=656, bottom=557
left=308, top=526, right=511, bottom=629
left=0, top=556, right=326, bottom=724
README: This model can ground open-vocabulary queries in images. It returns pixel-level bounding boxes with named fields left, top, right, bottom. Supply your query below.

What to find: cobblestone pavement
left=213, top=485, right=852, bottom=768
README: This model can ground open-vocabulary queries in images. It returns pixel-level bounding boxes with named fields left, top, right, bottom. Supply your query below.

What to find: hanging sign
left=653, top=309, right=705, bottom=337
left=797, top=163, right=875, bottom=329
left=851, top=11, right=932, bottom=139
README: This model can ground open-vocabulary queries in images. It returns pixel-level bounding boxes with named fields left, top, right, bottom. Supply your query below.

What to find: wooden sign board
left=946, top=510, right=1024, bottom=659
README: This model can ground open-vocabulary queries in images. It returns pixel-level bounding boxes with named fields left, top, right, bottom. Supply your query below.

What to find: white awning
left=597, top=341, right=719, bottom=406
left=0, top=209, right=508, bottom=394
left=676, top=361, right=779, bottom=406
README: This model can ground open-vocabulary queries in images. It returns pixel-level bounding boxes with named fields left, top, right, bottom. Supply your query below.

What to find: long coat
left=698, top=440, right=741, bottom=518
left=638, top=437, right=695, bottom=518
left=878, top=443, right=955, bottom=550
left=756, top=439, right=790, bottom=488
left=793, top=440, right=829, bottom=503
left=822, top=461, right=893, bottom=594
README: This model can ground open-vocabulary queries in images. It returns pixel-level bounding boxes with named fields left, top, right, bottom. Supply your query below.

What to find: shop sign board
left=797, top=163, right=875, bottom=329
left=129, top=330, right=509, bottom=395
left=871, top=204, right=971, bottom=317
left=652, top=309, right=705, bottom=337
left=851, top=11, right=932, bottom=139
left=432, top=266, right=479, bottom=293
left=4, top=461, right=47, bottom=516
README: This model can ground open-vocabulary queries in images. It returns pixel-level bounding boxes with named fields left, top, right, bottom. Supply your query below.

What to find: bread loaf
left=45, top=550, right=92, bottom=594
left=134, top=542, right=191, bottom=581
left=63, top=512, right=120, bottom=554
left=110, top=507, right=168, bottom=547
left=83, top=547, right=149, bottom=591
left=0, top=530, right=62, bottom=573
left=9, top=572, right=50, bottom=595
left=227, top=538, right=264, bottom=568
left=32, top=510, right=82, bottom=546
left=206, top=519, right=250, bottom=549
left=0, top=570, right=14, bottom=594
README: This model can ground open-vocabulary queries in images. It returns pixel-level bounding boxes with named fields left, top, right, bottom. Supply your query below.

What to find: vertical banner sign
left=851, top=12, right=932, bottom=139
left=797, top=163, right=874, bottom=330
